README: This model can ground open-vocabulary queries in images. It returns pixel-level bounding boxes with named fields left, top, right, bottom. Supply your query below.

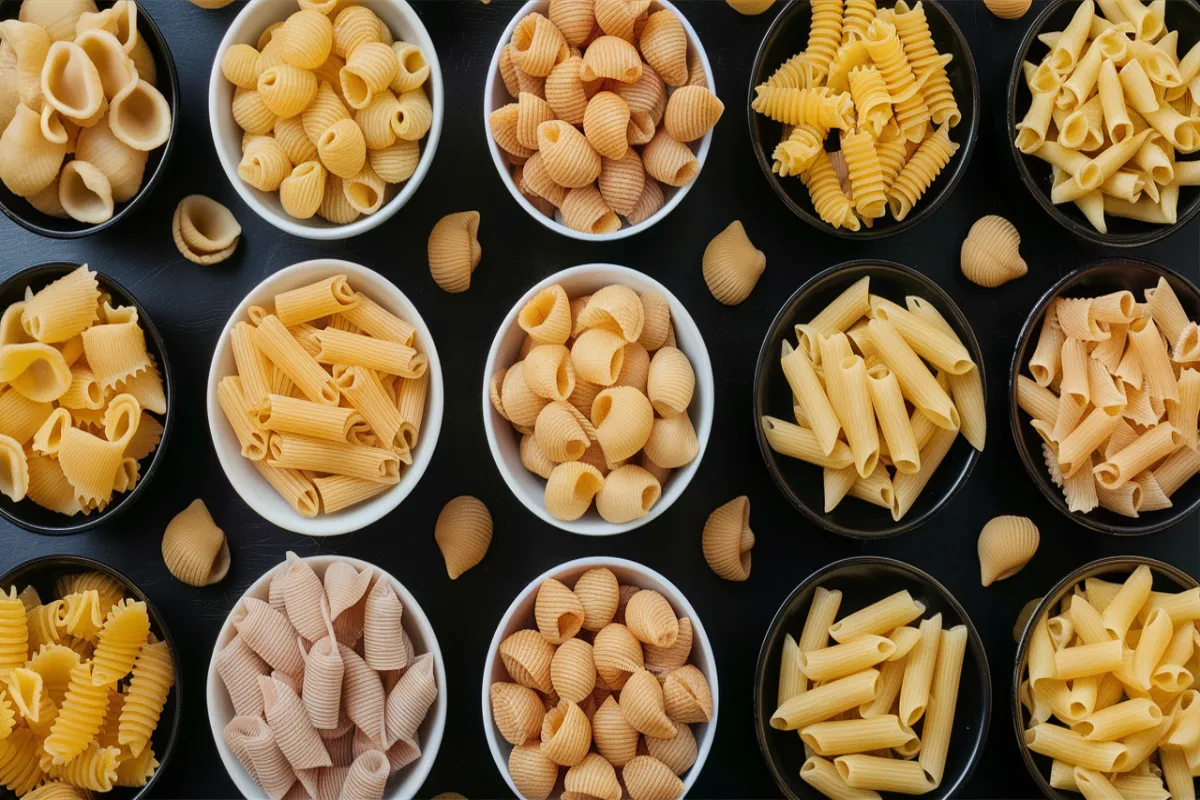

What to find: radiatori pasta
left=219, top=1, right=434, bottom=224
left=489, top=4, right=721, bottom=234
left=217, top=274, right=431, bottom=517
left=751, top=1, right=965, bottom=231
left=491, top=568, right=710, bottom=799
left=0, top=5, right=171, bottom=225
left=494, top=281, right=699, bottom=523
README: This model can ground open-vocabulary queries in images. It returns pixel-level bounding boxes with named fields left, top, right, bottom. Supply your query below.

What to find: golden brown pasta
left=427, top=211, right=482, bottom=293
left=434, top=495, right=492, bottom=579
left=161, top=499, right=231, bottom=586
left=701, top=220, right=766, bottom=306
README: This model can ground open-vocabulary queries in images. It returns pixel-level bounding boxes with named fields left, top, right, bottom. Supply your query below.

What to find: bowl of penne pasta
left=1010, top=259, right=1200, bottom=535
left=205, top=258, right=443, bottom=536
left=747, top=0, right=979, bottom=239
left=0, top=552, right=183, bottom=799
left=1008, top=0, right=1200, bottom=246
left=753, top=260, right=986, bottom=538
left=754, top=555, right=991, bottom=800
left=1013, top=555, right=1200, bottom=800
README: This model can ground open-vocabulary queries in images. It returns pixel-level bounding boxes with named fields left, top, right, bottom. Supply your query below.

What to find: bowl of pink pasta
left=205, top=258, right=443, bottom=536
left=207, top=553, right=447, bottom=800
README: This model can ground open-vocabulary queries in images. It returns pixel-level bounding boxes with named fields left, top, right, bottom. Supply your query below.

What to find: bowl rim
left=753, top=554, right=993, bottom=800
left=0, top=261, right=175, bottom=535
left=205, top=258, right=443, bottom=536
left=0, top=1, right=180, bottom=240
left=1004, top=0, right=1200, bottom=248
left=1010, top=555, right=1200, bottom=800
left=1007, top=257, right=1200, bottom=535
left=207, top=0, right=445, bottom=241
left=752, top=258, right=985, bottom=538
left=479, top=555, right=719, bottom=798
left=481, top=262, right=714, bottom=536
left=205, top=553, right=448, bottom=800
left=747, top=0, right=981, bottom=240
left=481, top=0, right=717, bottom=242
left=0, top=553, right=183, bottom=800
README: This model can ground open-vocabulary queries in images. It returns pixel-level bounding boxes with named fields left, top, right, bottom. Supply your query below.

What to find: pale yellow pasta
left=278, top=160, right=326, bottom=220
left=222, top=43, right=261, bottom=90
left=21, top=265, right=99, bottom=345
left=866, top=364, right=919, bottom=474
left=1130, top=316, right=1180, bottom=401
left=107, top=79, right=170, bottom=152
left=237, top=136, right=291, bottom=192
left=1095, top=424, right=1185, bottom=490
left=800, top=715, right=916, bottom=757
left=340, top=41, right=397, bottom=110
left=781, top=341, right=841, bottom=456
left=267, top=431, right=399, bottom=483
left=161, top=498, right=229, bottom=587
left=274, top=9, right=333, bottom=71
left=316, top=117, right=366, bottom=180
left=252, top=314, right=339, bottom=406
left=1057, top=407, right=1124, bottom=479
left=918, top=624, right=968, bottom=785
left=821, top=345, right=878, bottom=479
left=834, top=755, right=935, bottom=794
left=0, top=342, right=72, bottom=402
left=891, top=426, right=957, bottom=521
left=544, top=461, right=604, bottom=521
left=57, top=160, right=113, bottom=224
left=701, top=220, right=766, bottom=306
left=427, top=210, right=482, bottom=294
left=594, top=464, right=661, bottom=523
left=829, top=590, right=925, bottom=644
left=866, top=317, right=958, bottom=430
left=799, top=756, right=879, bottom=800
left=333, top=365, right=407, bottom=454
left=1024, top=723, right=1128, bottom=771
left=761, top=416, right=855, bottom=469
left=799, top=635, right=896, bottom=683
left=74, top=119, right=148, bottom=205
left=257, top=63, right=317, bottom=120
left=771, top=669, right=880, bottom=731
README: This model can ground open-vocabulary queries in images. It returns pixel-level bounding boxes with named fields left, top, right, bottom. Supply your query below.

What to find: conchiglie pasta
left=595, top=464, right=661, bottom=523
left=394, top=87, right=432, bottom=142
left=581, top=35, right=642, bottom=83
left=355, top=90, right=402, bottom=150
left=279, top=160, right=327, bottom=220
left=517, top=91, right=555, bottom=151
left=232, top=88, right=277, bottom=136
left=434, top=495, right=492, bottom=578
left=0, top=104, right=67, bottom=198
left=274, top=9, right=333, bottom=70
left=257, top=63, right=317, bottom=119
left=340, top=41, right=398, bottom=110
left=368, top=138, right=419, bottom=183
left=572, top=328, right=627, bottom=386
left=702, top=220, right=766, bottom=306
left=238, top=136, right=291, bottom=192
left=332, top=6, right=381, bottom=60
left=562, top=186, right=622, bottom=235
left=272, top=115, right=317, bottom=165
left=342, top=163, right=386, bottom=215
left=390, top=41, right=430, bottom=93
left=511, top=12, right=569, bottom=78
left=107, top=79, right=171, bottom=152
left=545, top=460, right=605, bottom=521
left=222, top=44, right=261, bottom=90
left=638, top=10, right=688, bottom=87
left=427, top=211, right=482, bottom=293
left=317, top=174, right=359, bottom=224
left=316, top=117, right=366, bottom=179
left=74, top=119, right=147, bottom=204
left=642, top=413, right=699, bottom=468
left=538, top=120, right=601, bottom=188
left=642, top=128, right=698, bottom=187
left=520, top=284, right=572, bottom=344
left=664, top=85, right=724, bottom=143
left=74, top=29, right=134, bottom=101
left=301, top=81, right=350, bottom=143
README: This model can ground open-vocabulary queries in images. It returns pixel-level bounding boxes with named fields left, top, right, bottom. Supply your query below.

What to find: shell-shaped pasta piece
left=360, top=578, right=405, bottom=671
left=279, top=160, right=327, bottom=220
left=538, top=120, right=601, bottom=188
left=541, top=700, right=592, bottom=766
left=517, top=91, right=555, bottom=152
left=523, top=151, right=568, bottom=208
left=589, top=695, right=637, bottom=767
left=617, top=342, right=650, bottom=393
left=525, top=345, right=576, bottom=402
left=26, top=180, right=67, bottom=219
left=508, top=741, right=558, bottom=800
left=544, top=54, right=591, bottom=125
left=595, top=0, right=650, bottom=40
left=565, top=752, right=621, bottom=800
left=594, top=622, right=643, bottom=689
left=511, top=12, right=568, bottom=78
left=490, top=681, right=543, bottom=745
left=702, top=220, right=765, bottom=305
left=222, top=43, right=261, bottom=90
left=238, top=136, right=292, bottom=192
left=232, top=87, right=277, bottom=135
left=642, top=128, right=698, bottom=187
left=502, top=361, right=551, bottom=427
left=584, top=91, right=630, bottom=160
left=434, top=495, right=492, bottom=579
left=427, top=210, right=482, bottom=293
left=332, top=6, right=379, bottom=60
left=642, top=413, right=698, bottom=469
left=644, top=616, right=691, bottom=673
left=499, top=43, right=522, bottom=99
left=301, top=633, right=343, bottom=730
left=275, top=9, right=333, bottom=70
left=582, top=35, right=643, bottom=83
left=978, top=515, right=1039, bottom=587
left=985, top=0, right=1031, bottom=18
left=108, top=79, right=171, bottom=151
left=591, top=386, right=653, bottom=461
left=0, top=434, right=28, bottom=503
left=520, top=434, right=555, bottom=479
left=260, top=674, right=332, bottom=770
left=501, top=629, right=555, bottom=694
left=598, top=149, right=645, bottom=217
left=340, top=41, right=398, bottom=110
left=664, top=85, right=723, bottom=143
left=161, top=499, right=230, bottom=587
left=519, top=284, right=572, bottom=345
left=645, top=720, right=696, bottom=774
left=172, top=194, right=241, bottom=263
left=702, top=495, right=752, bottom=581
left=389, top=41, right=429, bottom=94
left=0, top=343, right=71, bottom=402
left=302, top=80, right=349, bottom=143
left=20, top=0, right=93, bottom=42
left=646, top=347, right=694, bottom=418
left=623, top=755, right=685, bottom=800
left=40, top=42, right=104, bottom=122
left=550, top=638, right=596, bottom=703
left=58, top=160, right=113, bottom=224
left=383, top=652, right=437, bottom=747
left=323, top=560, right=372, bottom=620
left=549, top=0, right=595, bottom=46
left=661, top=664, right=711, bottom=723
left=626, top=174, right=664, bottom=225
left=572, top=328, right=627, bottom=386
left=624, top=590, right=678, bottom=649
left=577, top=284, right=645, bottom=342
left=961, top=215, right=1027, bottom=288
left=317, top=117, right=366, bottom=179
left=317, top=173, right=360, bottom=224
left=75, top=119, right=148, bottom=204
left=638, top=10, right=687, bottom=86
left=340, top=750, right=388, bottom=800
left=258, top=64, right=318, bottom=120
left=337, top=643, right=384, bottom=745
left=574, top=567, right=619, bottom=631
left=342, top=162, right=386, bottom=215
left=595, top=463, right=660, bottom=523
left=0, top=19, right=49, bottom=111
left=536, top=400, right=591, bottom=461
left=562, top=185, right=622, bottom=235
left=535, top=578, right=585, bottom=644
left=369, top=138, right=420, bottom=183
left=0, top=104, right=67, bottom=198
left=619, top=668, right=675, bottom=738
left=75, top=29, right=133, bottom=101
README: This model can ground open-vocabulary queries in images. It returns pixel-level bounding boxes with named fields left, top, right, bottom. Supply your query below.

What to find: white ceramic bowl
left=483, top=0, right=717, bottom=241
left=207, top=259, right=443, bottom=536
left=209, top=0, right=444, bottom=240
left=482, top=264, right=714, bottom=535
left=482, top=557, right=718, bottom=799
left=208, top=554, right=447, bottom=800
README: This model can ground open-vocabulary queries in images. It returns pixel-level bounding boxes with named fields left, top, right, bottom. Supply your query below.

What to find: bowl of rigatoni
left=754, top=555, right=991, bottom=800
left=206, top=258, right=443, bottom=536
left=1010, top=259, right=1200, bottom=535
left=1008, top=0, right=1200, bottom=247
left=753, top=260, right=986, bottom=538
left=1013, top=555, right=1200, bottom=800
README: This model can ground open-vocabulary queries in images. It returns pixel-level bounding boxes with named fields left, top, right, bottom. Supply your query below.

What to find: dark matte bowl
left=754, top=260, right=985, bottom=538
left=1012, top=556, right=1198, bottom=800
left=754, top=556, right=991, bottom=800
left=1009, top=259, right=1200, bottom=535
left=1007, top=0, right=1200, bottom=247
left=0, top=263, right=174, bottom=534
left=748, top=0, right=980, bottom=239
left=0, top=554, right=182, bottom=800
left=0, top=0, right=179, bottom=238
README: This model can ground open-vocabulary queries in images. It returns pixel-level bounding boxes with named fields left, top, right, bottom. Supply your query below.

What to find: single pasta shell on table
left=642, top=413, right=698, bottom=469
left=702, top=495, right=752, bottom=581
left=508, top=741, right=558, bottom=800
left=593, top=694, right=639, bottom=766
left=565, top=752, right=621, bottom=800
left=275, top=9, right=334, bottom=70
left=427, top=211, right=482, bottom=293
left=41, top=42, right=104, bottom=122
left=646, top=347, right=694, bottom=418
left=642, top=128, right=698, bottom=187
left=535, top=578, right=585, bottom=644
left=624, top=590, right=678, bottom=648
left=574, top=567, right=620, bottom=631
left=161, top=499, right=231, bottom=587
left=623, top=755, right=685, bottom=800
left=599, top=150, right=645, bottom=217
left=663, top=85, right=723, bottom=143
left=661, top=664, right=711, bottom=723
left=702, top=220, right=765, bottom=306
left=985, top=0, right=1031, bottom=19
left=638, top=10, right=688, bottom=87
left=619, top=668, right=676, bottom=738
left=961, top=215, right=1027, bottom=288
left=645, top=720, right=696, bottom=774
left=551, top=638, right=596, bottom=703
left=511, top=12, right=569, bottom=78
left=978, top=515, right=1039, bottom=587
left=434, top=495, right=492, bottom=579
left=491, top=681, right=544, bottom=745
left=584, top=91, right=630, bottom=161
left=500, top=629, right=555, bottom=693
left=645, top=617, right=691, bottom=672
left=594, top=622, right=644, bottom=688
left=627, top=178, right=665, bottom=225
left=549, top=0, right=595, bottom=46
left=726, top=0, right=776, bottom=13
left=540, top=700, right=592, bottom=766
left=108, top=79, right=171, bottom=152
left=581, top=35, right=643, bottom=83
left=594, top=0, right=650, bottom=41
left=520, top=284, right=572, bottom=344
left=538, top=120, right=601, bottom=188
left=595, top=464, right=661, bottom=523
left=561, top=185, right=622, bottom=234
left=172, top=194, right=241, bottom=264
left=317, top=117, right=367, bottom=179
left=517, top=91, right=554, bottom=152
left=75, top=119, right=148, bottom=204
left=58, top=160, right=114, bottom=224
left=592, top=386, right=654, bottom=462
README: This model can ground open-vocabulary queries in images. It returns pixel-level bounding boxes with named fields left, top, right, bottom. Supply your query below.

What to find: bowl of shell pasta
left=208, top=0, right=443, bottom=240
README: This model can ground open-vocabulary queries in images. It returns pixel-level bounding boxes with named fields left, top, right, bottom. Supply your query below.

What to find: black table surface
left=2, top=1, right=1197, bottom=798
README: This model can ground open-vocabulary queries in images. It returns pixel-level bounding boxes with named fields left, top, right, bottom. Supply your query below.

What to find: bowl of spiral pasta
left=748, top=0, right=978, bottom=238
left=0, top=0, right=179, bottom=238
left=484, top=0, right=722, bottom=240
left=1010, top=259, right=1200, bottom=535
left=1008, top=0, right=1200, bottom=247
left=206, top=258, right=443, bottom=536
left=209, top=0, right=443, bottom=240
left=0, top=553, right=182, bottom=799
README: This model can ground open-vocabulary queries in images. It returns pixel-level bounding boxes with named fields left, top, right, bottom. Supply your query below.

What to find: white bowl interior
left=208, top=0, right=444, bottom=240
left=207, top=555, right=448, bottom=800
left=482, top=264, right=714, bottom=536
left=482, top=0, right=716, bottom=241
left=206, top=259, right=443, bottom=536
left=481, top=557, right=718, bottom=799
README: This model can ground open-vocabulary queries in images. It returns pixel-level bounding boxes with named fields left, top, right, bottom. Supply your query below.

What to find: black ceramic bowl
left=1009, top=259, right=1200, bottom=535
left=754, top=556, right=991, bottom=800
left=0, top=554, right=182, bottom=800
left=1012, top=556, right=1198, bottom=800
left=754, top=260, right=985, bottom=538
left=0, top=262, right=173, bottom=534
left=1007, top=0, right=1200, bottom=247
left=0, top=0, right=179, bottom=238
left=748, top=0, right=979, bottom=239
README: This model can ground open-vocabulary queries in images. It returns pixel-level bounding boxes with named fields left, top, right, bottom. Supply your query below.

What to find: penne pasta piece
left=781, top=340, right=841, bottom=455
left=898, top=613, right=941, bottom=727
left=770, top=669, right=880, bottom=731
left=761, top=416, right=855, bottom=469
left=267, top=432, right=399, bottom=484
left=830, top=591, right=925, bottom=644
left=866, top=318, right=958, bottom=431
left=801, top=715, right=917, bottom=757
left=891, top=426, right=957, bottom=522
left=919, top=625, right=967, bottom=786
left=833, top=755, right=935, bottom=794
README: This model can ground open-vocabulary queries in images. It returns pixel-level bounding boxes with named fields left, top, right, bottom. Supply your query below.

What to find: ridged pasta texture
left=702, top=220, right=766, bottom=306
left=161, top=499, right=231, bottom=587
left=427, top=210, right=482, bottom=293
left=434, top=496, right=493, bottom=578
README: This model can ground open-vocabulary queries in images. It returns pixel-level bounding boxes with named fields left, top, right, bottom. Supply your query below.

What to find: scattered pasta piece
left=701, top=496, right=753, bottom=581
left=727, top=0, right=776, bottom=14
left=433, top=495, right=492, bottom=579
left=977, top=515, right=1039, bottom=586
left=188, top=0, right=236, bottom=7
left=161, top=499, right=231, bottom=587
left=428, top=211, right=482, bottom=293
left=172, top=195, right=242, bottom=265
left=985, top=0, right=1030, bottom=19
left=702, top=220, right=766, bottom=306
left=960, top=215, right=1026, bottom=288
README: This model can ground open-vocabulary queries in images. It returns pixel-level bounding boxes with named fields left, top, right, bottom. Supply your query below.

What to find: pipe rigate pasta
left=571, top=328, right=627, bottom=386
left=592, top=695, right=639, bottom=767
left=491, top=681, right=544, bottom=745
left=508, top=741, right=558, bottom=800
left=638, top=10, right=687, bottom=87
left=222, top=44, right=261, bottom=89
left=595, top=464, right=660, bottom=523
left=645, top=720, right=696, bottom=775
left=663, top=86, right=723, bottom=143
left=257, top=63, right=317, bottom=120
left=354, top=89, right=403, bottom=151
left=390, top=41, right=430, bottom=94
left=661, top=664, right=712, bottom=724
left=524, top=344, right=576, bottom=401
left=592, top=386, right=653, bottom=461
left=619, top=668, right=675, bottom=738
left=237, top=136, right=291, bottom=192
left=520, top=433, right=556, bottom=479
left=161, top=499, right=231, bottom=587
left=574, top=567, right=620, bottom=632
left=702, top=220, right=766, bottom=306
left=594, top=621, right=644, bottom=688
left=616, top=342, right=650, bottom=392
left=427, top=210, right=482, bottom=294
left=538, top=120, right=601, bottom=188
left=583, top=91, right=631, bottom=161
left=274, top=9, right=333, bottom=70
left=617, top=62, right=666, bottom=122
left=535, top=578, right=586, bottom=644
left=702, top=495, right=753, bottom=581
left=500, top=629, right=555, bottom=694
left=232, top=88, right=277, bottom=136
left=562, top=185, right=622, bottom=234
left=302, top=81, right=350, bottom=143
left=581, top=35, right=643, bottom=83
left=511, top=12, right=569, bottom=78
left=566, top=753, right=622, bottom=800
left=536, top=400, right=592, bottom=462
left=517, top=91, right=555, bottom=151
left=960, top=215, right=1027, bottom=288
left=625, top=590, right=678, bottom=648
left=647, top=346, right=695, bottom=418
left=434, top=495, right=492, bottom=579
left=316, top=117, right=366, bottom=179
left=623, top=755, right=685, bottom=800
left=598, top=149, right=646, bottom=216
left=545, top=460, right=605, bottom=521
left=279, top=160, right=327, bottom=219
left=626, top=177, right=664, bottom=224
left=550, top=638, right=596, bottom=703
left=544, top=54, right=592, bottom=125
left=641, top=128, right=698, bottom=187
left=541, top=700, right=592, bottom=766
left=340, top=41, right=398, bottom=110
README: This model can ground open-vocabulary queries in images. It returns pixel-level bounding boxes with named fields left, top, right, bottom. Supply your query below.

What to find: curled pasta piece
left=238, top=136, right=291, bottom=192
left=108, top=79, right=171, bottom=152
left=584, top=91, right=630, bottom=161
left=536, top=400, right=591, bottom=461
left=0, top=343, right=72, bottom=402
left=545, top=54, right=592, bottom=125
left=642, top=128, right=698, bottom=187
left=257, top=64, right=318, bottom=120
left=0, top=20, right=49, bottom=110
left=545, top=461, right=604, bottom=521
left=368, top=138, right=420, bottom=183
left=232, top=88, right=277, bottom=135
left=566, top=753, right=621, bottom=800
left=161, top=499, right=231, bottom=587
left=752, top=86, right=854, bottom=130
left=0, top=104, right=67, bottom=198
left=275, top=9, right=334, bottom=70
left=427, top=211, right=482, bottom=293
left=702, top=220, right=766, bottom=306
left=317, top=117, right=366, bottom=180
left=331, top=6, right=380, bottom=60
left=572, top=328, right=627, bottom=386
left=524, top=344, right=575, bottom=401
left=887, top=124, right=959, bottom=221
left=647, top=346, right=694, bottom=418
left=592, top=386, right=653, bottom=461
left=640, top=10, right=688, bottom=87
left=702, top=495, right=753, bottom=581
left=582, top=35, right=643, bottom=83
left=804, top=149, right=860, bottom=231
left=595, top=464, right=661, bottom=523
left=598, top=150, right=645, bottom=217
left=41, top=42, right=105, bottom=123
left=562, top=186, right=621, bottom=235
left=317, top=174, right=360, bottom=224
left=538, top=120, right=602, bottom=188
left=342, top=163, right=386, bottom=215
left=302, top=81, right=349, bottom=143
left=279, top=161, right=327, bottom=221
left=222, top=43, right=261, bottom=90
left=75, top=29, right=134, bottom=101
left=75, top=119, right=148, bottom=204
left=434, top=495, right=492, bottom=578
left=172, top=195, right=241, bottom=265
left=511, top=12, right=568, bottom=78
left=390, top=41, right=430, bottom=94
left=0, top=434, right=28, bottom=502
left=961, top=215, right=1026, bottom=288
left=664, top=85, right=724, bottom=143
left=595, top=0, right=650, bottom=40
left=626, top=177, right=664, bottom=225
left=520, top=284, right=572, bottom=344
left=549, top=0, right=595, bottom=46
left=22, top=264, right=99, bottom=344
left=642, top=413, right=698, bottom=469
left=58, top=160, right=114, bottom=224
left=490, top=101, right=533, bottom=160
left=340, top=41, right=398, bottom=110
left=842, top=128, right=886, bottom=220
left=274, top=115, right=317, bottom=164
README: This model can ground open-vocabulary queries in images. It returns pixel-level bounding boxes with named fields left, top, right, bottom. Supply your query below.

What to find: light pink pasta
left=301, top=633, right=343, bottom=731
left=338, top=644, right=385, bottom=745
left=260, top=674, right=332, bottom=770
left=233, top=598, right=304, bottom=678
left=363, top=579, right=407, bottom=671
left=281, top=554, right=328, bottom=643
left=216, top=634, right=269, bottom=718
left=341, top=750, right=388, bottom=800
left=224, top=715, right=296, bottom=800
left=323, top=561, right=372, bottom=620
